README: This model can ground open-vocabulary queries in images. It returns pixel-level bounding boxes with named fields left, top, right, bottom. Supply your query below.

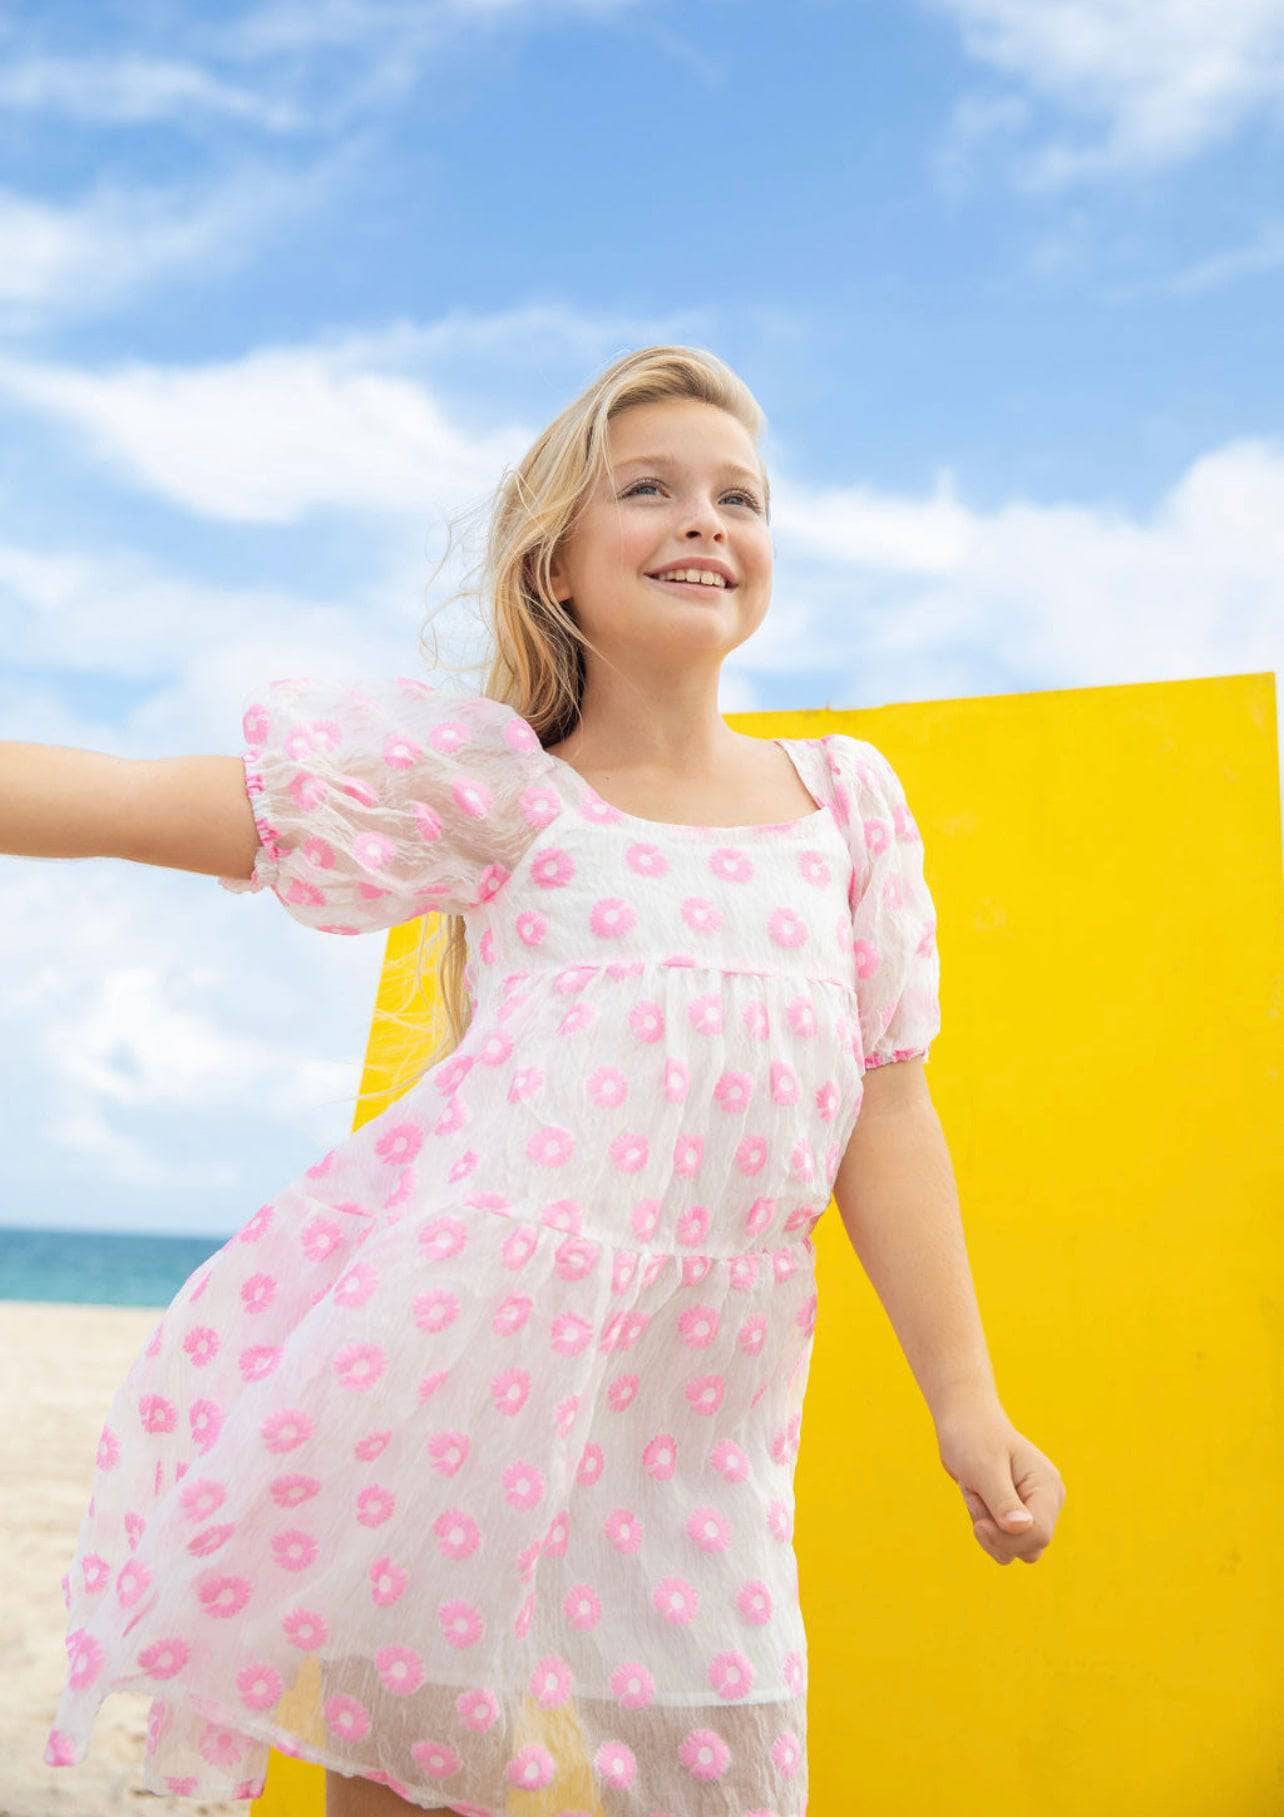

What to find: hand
left=933, top=1404, right=1066, bottom=1565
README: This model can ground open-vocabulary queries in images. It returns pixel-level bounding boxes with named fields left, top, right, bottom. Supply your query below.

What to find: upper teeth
left=654, top=569, right=727, bottom=588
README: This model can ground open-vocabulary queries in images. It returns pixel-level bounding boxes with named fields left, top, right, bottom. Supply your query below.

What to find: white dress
left=45, top=676, right=941, bottom=1815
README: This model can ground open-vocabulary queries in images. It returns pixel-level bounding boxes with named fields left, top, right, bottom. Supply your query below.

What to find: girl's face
left=549, top=398, right=773, bottom=670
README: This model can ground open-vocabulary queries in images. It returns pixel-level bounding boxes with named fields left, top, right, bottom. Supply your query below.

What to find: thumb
left=989, top=1484, right=1033, bottom=1528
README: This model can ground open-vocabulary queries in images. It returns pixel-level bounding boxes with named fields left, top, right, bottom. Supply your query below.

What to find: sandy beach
left=0, top=1301, right=248, bottom=1817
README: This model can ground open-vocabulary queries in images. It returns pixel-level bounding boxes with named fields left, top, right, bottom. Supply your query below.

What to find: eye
left=624, top=479, right=762, bottom=512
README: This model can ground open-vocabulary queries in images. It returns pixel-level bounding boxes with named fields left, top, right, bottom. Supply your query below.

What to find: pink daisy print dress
left=45, top=676, right=941, bottom=1816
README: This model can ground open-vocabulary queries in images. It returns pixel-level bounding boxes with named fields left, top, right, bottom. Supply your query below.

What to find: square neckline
left=539, top=736, right=831, bottom=838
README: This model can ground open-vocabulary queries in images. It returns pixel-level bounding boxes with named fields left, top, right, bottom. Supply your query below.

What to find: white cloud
left=0, top=343, right=529, bottom=523
left=928, top=0, right=1284, bottom=189
left=0, top=53, right=303, bottom=131
left=0, top=141, right=364, bottom=333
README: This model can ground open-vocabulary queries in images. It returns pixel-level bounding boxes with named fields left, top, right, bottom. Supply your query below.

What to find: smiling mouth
left=646, top=575, right=736, bottom=594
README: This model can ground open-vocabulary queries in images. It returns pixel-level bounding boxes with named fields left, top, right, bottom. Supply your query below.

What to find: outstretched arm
left=0, top=742, right=259, bottom=882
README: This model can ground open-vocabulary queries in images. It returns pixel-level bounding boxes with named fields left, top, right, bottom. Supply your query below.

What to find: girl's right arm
left=0, top=743, right=260, bottom=882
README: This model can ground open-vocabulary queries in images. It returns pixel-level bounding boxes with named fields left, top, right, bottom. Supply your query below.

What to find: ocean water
left=0, top=1223, right=230, bottom=1309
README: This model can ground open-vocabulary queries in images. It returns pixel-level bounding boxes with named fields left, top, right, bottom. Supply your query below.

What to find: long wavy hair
left=364, top=343, right=772, bottom=1111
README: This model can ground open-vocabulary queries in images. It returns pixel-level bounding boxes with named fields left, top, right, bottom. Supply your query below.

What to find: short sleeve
left=827, top=734, right=941, bottom=1069
left=216, top=676, right=557, bottom=934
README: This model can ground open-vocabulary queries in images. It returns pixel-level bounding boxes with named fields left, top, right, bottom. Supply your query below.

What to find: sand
left=0, top=1301, right=248, bottom=1817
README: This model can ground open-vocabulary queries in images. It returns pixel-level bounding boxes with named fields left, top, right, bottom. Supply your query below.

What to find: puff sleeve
left=829, top=733, right=942, bottom=1069
left=216, top=676, right=555, bottom=934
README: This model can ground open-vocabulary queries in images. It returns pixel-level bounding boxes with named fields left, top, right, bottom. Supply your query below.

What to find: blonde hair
left=364, top=343, right=771, bottom=1113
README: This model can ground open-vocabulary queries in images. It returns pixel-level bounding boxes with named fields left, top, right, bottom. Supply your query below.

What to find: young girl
left=12, top=345, right=1036, bottom=1817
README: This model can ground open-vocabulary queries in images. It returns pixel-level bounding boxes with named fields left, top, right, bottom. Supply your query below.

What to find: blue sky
left=1, top=0, right=1280, bottom=1237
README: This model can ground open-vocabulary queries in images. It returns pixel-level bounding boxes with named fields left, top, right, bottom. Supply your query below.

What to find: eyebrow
left=614, top=454, right=763, bottom=487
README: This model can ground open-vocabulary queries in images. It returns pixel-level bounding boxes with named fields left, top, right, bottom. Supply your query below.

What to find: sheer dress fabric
left=45, top=675, right=941, bottom=1816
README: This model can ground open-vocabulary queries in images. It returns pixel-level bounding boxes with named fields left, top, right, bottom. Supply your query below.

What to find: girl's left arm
left=834, top=1062, right=1067, bottom=1565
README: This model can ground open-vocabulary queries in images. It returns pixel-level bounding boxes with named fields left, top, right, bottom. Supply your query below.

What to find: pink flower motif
left=685, top=1373, right=725, bottom=1417
left=282, top=1606, right=330, bottom=1651
left=672, top=1132, right=703, bottom=1177
left=494, top=1292, right=534, bottom=1335
left=606, top=1372, right=639, bottom=1412
left=409, top=1736, right=463, bottom=1778
left=426, top=1430, right=470, bottom=1477
left=767, top=1067, right=799, bottom=1114
left=413, top=1287, right=462, bottom=1335
left=853, top=935, right=882, bottom=981
left=530, top=846, right=575, bottom=888
left=261, top=1408, right=314, bottom=1454
left=563, top=1582, right=602, bottom=1631
left=417, top=1214, right=468, bottom=1262
left=609, top=1660, right=656, bottom=1708
left=239, top=1343, right=282, bottom=1383
left=588, top=897, right=637, bottom=939
left=197, top=1720, right=247, bottom=1769
left=505, top=1743, right=556, bottom=1792
left=139, top=1393, right=177, bottom=1435
left=680, top=897, right=723, bottom=934
left=354, top=1428, right=392, bottom=1463
left=369, top=1554, right=408, bottom=1606
left=182, top=1326, right=220, bottom=1367
left=678, top=1305, right=726, bottom=1358
left=652, top=1576, right=699, bottom=1625
left=196, top=1572, right=251, bottom=1619
left=180, top=1477, right=226, bottom=1521
left=768, top=1498, right=794, bottom=1543
left=527, top=1124, right=574, bottom=1166
left=502, top=1459, right=545, bottom=1511
left=528, top=1654, right=573, bottom=1707
left=550, top=1310, right=593, bottom=1357
left=713, top=1069, right=753, bottom=1113
left=577, top=1442, right=605, bottom=1487
left=628, top=998, right=666, bottom=1042
left=438, top=1599, right=485, bottom=1649
left=300, top=1216, right=343, bottom=1263
left=556, top=1003, right=594, bottom=1037
left=708, top=847, right=753, bottom=883
left=687, top=1505, right=731, bottom=1553
left=738, top=1314, right=768, bottom=1359
left=270, top=1472, right=320, bottom=1508
left=65, top=1629, right=104, bottom=1690
left=324, top=1693, right=372, bottom=1743
left=785, top=996, right=818, bottom=1037
left=707, top=1650, right=754, bottom=1700
left=642, top=1434, right=677, bottom=1479
left=680, top=1725, right=731, bottom=1781
left=675, top=1203, right=711, bottom=1247
left=433, top=1508, right=481, bottom=1561
left=80, top=1553, right=110, bottom=1593
left=608, top=1130, right=649, bottom=1173
left=491, top=1366, right=532, bottom=1417
left=586, top=1064, right=628, bottom=1108
left=514, top=907, right=549, bottom=946
left=604, top=1507, right=643, bottom=1553
left=236, top=1662, right=283, bottom=1711
left=800, top=848, right=833, bottom=885
left=374, top=1644, right=425, bottom=1697
left=454, top=1686, right=500, bottom=1733
left=771, top=1728, right=803, bottom=1776
left=187, top=1522, right=235, bottom=1557
left=271, top=1528, right=318, bottom=1572
left=97, top=1423, right=120, bottom=1471
left=375, top=1120, right=424, bottom=1164
left=145, top=1699, right=172, bottom=1755
left=240, top=1272, right=277, bottom=1315
left=768, top=904, right=808, bottom=949
left=737, top=1579, right=773, bottom=1623
left=189, top=1398, right=222, bottom=1453
left=334, top=1342, right=387, bottom=1392
left=356, top=1484, right=396, bottom=1527
left=138, top=1637, right=190, bottom=1680
left=114, top=1556, right=151, bottom=1608
left=735, top=1133, right=768, bottom=1175
left=624, top=840, right=668, bottom=876
left=594, top=1739, right=638, bottom=1789
left=687, top=992, right=724, bottom=1035
left=815, top=1078, right=840, bottom=1120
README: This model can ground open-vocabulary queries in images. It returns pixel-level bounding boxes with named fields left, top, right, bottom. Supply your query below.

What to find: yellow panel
left=255, top=672, right=1284, bottom=1815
